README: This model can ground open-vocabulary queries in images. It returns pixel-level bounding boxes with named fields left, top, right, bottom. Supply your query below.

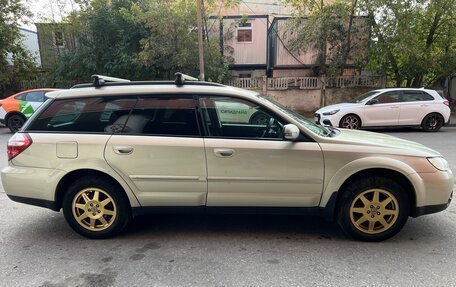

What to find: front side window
left=374, top=91, right=401, bottom=104
left=123, top=96, right=199, bottom=136
left=28, top=97, right=136, bottom=133
left=199, top=96, right=284, bottom=139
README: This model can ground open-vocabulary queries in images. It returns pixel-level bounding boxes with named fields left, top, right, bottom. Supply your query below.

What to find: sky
left=21, top=0, right=79, bottom=31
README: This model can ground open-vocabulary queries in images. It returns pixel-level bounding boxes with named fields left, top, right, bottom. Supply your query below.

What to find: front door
left=199, top=96, right=324, bottom=207
left=104, top=95, right=207, bottom=206
left=363, top=91, right=401, bottom=126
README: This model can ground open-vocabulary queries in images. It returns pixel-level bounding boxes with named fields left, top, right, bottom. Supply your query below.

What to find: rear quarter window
left=27, top=97, right=137, bottom=133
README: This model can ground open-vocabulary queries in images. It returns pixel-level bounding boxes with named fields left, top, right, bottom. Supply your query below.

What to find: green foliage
left=49, top=0, right=232, bottom=82
left=0, top=0, right=37, bottom=86
left=363, top=0, right=456, bottom=87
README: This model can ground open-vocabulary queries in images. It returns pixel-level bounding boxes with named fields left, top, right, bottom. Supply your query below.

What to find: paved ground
left=0, top=127, right=455, bottom=287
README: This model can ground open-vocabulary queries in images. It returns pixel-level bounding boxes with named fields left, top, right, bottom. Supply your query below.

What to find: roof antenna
left=175, top=72, right=198, bottom=86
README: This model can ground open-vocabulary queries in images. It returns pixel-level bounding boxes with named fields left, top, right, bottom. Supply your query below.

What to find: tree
left=363, top=0, right=456, bottom=87
left=48, top=0, right=232, bottom=83
left=0, top=0, right=37, bottom=93
left=135, top=0, right=232, bottom=82
left=284, top=0, right=367, bottom=76
left=49, top=0, right=149, bottom=81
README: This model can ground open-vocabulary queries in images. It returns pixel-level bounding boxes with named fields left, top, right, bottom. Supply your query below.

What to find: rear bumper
left=7, top=194, right=59, bottom=211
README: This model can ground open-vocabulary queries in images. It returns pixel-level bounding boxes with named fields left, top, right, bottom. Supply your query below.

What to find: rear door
left=104, top=95, right=207, bottom=206
left=199, top=95, right=324, bottom=207
left=397, top=90, right=435, bottom=125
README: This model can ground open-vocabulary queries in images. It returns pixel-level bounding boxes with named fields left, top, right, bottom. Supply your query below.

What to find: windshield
left=350, top=91, right=380, bottom=103
left=256, top=95, right=330, bottom=136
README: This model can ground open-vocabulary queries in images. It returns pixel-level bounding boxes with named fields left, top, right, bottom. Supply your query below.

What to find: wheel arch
left=320, top=157, right=418, bottom=220
left=5, top=111, right=26, bottom=122
left=54, top=168, right=140, bottom=210
left=421, top=112, right=444, bottom=124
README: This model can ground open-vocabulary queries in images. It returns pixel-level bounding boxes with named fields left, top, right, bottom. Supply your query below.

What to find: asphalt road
left=0, top=127, right=455, bottom=287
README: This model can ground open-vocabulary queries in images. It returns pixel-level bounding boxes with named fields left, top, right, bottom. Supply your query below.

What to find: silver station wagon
left=2, top=74, right=454, bottom=241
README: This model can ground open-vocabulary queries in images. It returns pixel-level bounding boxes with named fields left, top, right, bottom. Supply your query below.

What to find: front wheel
left=7, top=114, right=26, bottom=133
left=62, top=176, right=131, bottom=239
left=337, top=177, right=410, bottom=242
left=421, top=113, right=443, bottom=132
left=339, top=114, right=361, bottom=129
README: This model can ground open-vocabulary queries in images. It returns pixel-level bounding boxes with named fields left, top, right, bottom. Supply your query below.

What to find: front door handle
left=214, top=148, right=234, bottom=158
left=113, top=146, right=134, bottom=155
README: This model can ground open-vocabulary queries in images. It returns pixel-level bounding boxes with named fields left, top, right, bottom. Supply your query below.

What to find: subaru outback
left=2, top=74, right=454, bottom=241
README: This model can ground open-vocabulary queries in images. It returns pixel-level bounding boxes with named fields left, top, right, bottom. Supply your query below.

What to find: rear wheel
left=422, top=113, right=443, bottom=132
left=62, top=176, right=131, bottom=239
left=7, top=114, right=25, bottom=133
left=339, top=114, right=361, bottom=129
left=337, top=177, right=410, bottom=242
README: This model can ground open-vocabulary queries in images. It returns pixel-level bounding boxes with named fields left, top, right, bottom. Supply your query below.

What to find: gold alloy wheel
left=349, top=189, right=399, bottom=234
left=72, top=188, right=117, bottom=231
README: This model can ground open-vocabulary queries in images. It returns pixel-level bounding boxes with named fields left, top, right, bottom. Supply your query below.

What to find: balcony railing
left=227, top=76, right=383, bottom=90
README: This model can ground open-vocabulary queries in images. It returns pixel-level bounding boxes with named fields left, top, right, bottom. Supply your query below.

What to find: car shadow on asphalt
left=124, top=213, right=345, bottom=240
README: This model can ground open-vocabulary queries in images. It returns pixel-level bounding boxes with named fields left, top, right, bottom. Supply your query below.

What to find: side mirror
left=366, top=99, right=379, bottom=105
left=283, top=124, right=300, bottom=140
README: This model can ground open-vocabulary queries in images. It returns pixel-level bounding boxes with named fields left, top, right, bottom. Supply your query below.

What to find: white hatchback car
left=2, top=75, right=454, bottom=241
left=315, top=88, right=451, bottom=131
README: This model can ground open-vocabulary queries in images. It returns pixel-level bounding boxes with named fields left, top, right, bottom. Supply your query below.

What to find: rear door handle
left=390, top=106, right=399, bottom=109
left=214, top=148, right=234, bottom=158
left=113, top=146, right=134, bottom=155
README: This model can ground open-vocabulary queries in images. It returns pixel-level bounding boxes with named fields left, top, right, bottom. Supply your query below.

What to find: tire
left=339, top=114, right=361, bottom=129
left=337, top=177, right=410, bottom=242
left=421, top=113, right=443, bottom=132
left=249, top=111, right=269, bottom=125
left=7, top=114, right=26, bottom=133
left=62, top=176, right=131, bottom=239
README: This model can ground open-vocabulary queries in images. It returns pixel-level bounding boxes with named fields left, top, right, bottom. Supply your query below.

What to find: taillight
left=443, top=100, right=449, bottom=106
left=7, top=133, right=33, bottom=161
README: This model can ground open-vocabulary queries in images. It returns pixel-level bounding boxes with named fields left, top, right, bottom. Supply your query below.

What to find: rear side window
left=402, top=91, right=434, bottom=102
left=26, top=92, right=46, bottom=102
left=28, top=97, right=137, bottom=133
left=123, top=96, right=199, bottom=136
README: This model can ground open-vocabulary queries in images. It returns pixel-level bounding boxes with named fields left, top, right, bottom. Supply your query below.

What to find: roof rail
left=92, top=75, right=130, bottom=87
left=175, top=72, right=198, bottom=86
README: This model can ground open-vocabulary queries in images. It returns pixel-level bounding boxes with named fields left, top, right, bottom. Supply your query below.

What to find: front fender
left=319, top=156, right=417, bottom=207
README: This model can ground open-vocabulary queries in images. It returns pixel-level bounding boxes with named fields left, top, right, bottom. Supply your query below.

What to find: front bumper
left=314, top=113, right=340, bottom=127
left=408, top=169, right=454, bottom=217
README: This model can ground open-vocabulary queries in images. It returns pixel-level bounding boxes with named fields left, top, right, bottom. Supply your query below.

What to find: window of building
left=238, top=73, right=252, bottom=78
left=54, top=31, right=65, bottom=47
left=237, top=22, right=253, bottom=43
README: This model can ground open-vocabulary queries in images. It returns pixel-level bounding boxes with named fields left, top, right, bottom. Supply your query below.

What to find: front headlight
left=322, top=109, right=340, bottom=116
left=427, top=157, right=450, bottom=171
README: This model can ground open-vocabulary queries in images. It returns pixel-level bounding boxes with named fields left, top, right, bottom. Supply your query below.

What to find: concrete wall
left=252, top=87, right=376, bottom=112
